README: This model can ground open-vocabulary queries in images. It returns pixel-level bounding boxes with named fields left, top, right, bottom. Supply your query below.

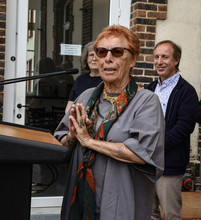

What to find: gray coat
left=54, top=88, right=165, bottom=220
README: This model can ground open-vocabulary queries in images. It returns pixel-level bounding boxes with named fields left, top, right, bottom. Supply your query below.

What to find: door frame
left=4, top=0, right=132, bottom=211
left=4, top=0, right=131, bottom=123
left=109, top=0, right=131, bottom=28
left=4, top=0, right=28, bottom=124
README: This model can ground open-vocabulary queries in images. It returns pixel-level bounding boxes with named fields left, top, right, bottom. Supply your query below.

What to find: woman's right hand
left=68, top=104, right=78, bottom=141
left=69, top=103, right=91, bottom=142
left=68, top=103, right=93, bottom=147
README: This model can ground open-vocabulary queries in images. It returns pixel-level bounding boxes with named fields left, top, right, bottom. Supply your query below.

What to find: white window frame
left=4, top=0, right=28, bottom=124
left=4, top=0, right=131, bottom=213
left=109, top=0, right=131, bottom=28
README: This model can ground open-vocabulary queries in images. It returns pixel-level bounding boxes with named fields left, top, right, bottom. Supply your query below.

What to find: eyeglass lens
left=96, top=47, right=127, bottom=58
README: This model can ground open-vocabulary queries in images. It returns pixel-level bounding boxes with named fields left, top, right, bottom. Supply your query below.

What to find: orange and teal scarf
left=69, top=77, right=138, bottom=220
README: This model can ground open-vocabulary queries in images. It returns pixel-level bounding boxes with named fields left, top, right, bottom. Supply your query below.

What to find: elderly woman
left=54, top=25, right=165, bottom=220
left=65, top=41, right=102, bottom=113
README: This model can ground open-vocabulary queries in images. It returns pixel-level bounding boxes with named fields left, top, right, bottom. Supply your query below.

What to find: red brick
left=147, top=26, right=156, bottom=33
left=147, top=11, right=167, bottom=20
left=158, top=5, right=167, bottom=12
left=137, top=33, right=155, bottom=40
left=145, top=70, right=158, bottom=76
left=134, top=3, right=157, bottom=11
left=0, top=60, right=4, bottom=67
left=136, top=25, right=146, bottom=32
left=146, top=40, right=155, bottom=47
left=145, top=55, right=154, bottom=62
left=134, top=17, right=156, bottom=25
left=134, top=10, right=147, bottom=18
left=137, top=55, right=145, bottom=62
left=140, top=40, right=145, bottom=47
left=132, top=69, right=144, bottom=75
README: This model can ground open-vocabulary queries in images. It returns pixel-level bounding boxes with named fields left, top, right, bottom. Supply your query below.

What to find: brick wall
left=82, top=0, right=93, bottom=46
left=41, top=0, right=47, bottom=59
left=130, top=0, right=168, bottom=87
left=53, top=0, right=73, bottom=65
left=130, top=0, right=201, bottom=190
left=0, top=0, right=6, bottom=121
left=53, top=0, right=92, bottom=64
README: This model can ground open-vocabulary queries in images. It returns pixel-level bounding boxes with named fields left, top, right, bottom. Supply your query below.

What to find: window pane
left=26, top=0, right=109, bottom=198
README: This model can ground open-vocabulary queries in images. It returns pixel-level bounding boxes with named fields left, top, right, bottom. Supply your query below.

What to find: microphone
left=0, top=68, right=79, bottom=86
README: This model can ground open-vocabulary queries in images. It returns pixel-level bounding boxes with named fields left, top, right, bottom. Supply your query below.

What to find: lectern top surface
left=0, top=124, right=61, bottom=145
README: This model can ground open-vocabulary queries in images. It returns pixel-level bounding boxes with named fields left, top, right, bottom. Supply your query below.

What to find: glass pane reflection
left=26, top=0, right=109, bottom=197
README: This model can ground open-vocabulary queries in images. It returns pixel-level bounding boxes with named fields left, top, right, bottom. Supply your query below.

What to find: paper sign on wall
left=60, top=44, right=82, bottom=56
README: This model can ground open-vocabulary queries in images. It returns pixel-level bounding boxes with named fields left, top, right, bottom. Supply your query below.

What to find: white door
left=4, top=0, right=28, bottom=124
left=4, top=0, right=131, bottom=124
left=3, top=0, right=131, bottom=216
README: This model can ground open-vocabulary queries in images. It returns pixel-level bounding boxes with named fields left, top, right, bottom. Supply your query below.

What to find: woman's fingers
left=86, top=118, right=92, bottom=129
left=74, top=104, right=87, bottom=128
left=81, top=104, right=87, bottom=120
left=70, top=104, right=76, bottom=119
left=70, top=103, right=91, bottom=129
left=75, top=104, right=81, bottom=120
left=69, top=115, right=83, bottom=131
left=69, top=115, right=91, bottom=147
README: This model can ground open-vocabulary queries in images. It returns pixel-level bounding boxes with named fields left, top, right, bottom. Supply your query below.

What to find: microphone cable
left=32, top=164, right=59, bottom=194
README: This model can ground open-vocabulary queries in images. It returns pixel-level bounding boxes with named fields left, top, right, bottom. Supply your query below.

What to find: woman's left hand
left=69, top=103, right=92, bottom=147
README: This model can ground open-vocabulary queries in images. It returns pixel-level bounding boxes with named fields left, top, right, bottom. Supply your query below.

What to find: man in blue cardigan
left=146, top=40, right=198, bottom=220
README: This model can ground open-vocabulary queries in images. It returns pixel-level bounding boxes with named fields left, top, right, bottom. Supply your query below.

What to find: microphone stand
left=0, top=68, right=79, bottom=86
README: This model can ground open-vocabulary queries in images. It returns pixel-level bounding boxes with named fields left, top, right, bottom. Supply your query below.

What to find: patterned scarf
left=69, top=77, right=138, bottom=220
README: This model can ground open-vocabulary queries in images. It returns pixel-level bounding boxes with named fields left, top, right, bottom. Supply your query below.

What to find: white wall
left=155, top=0, right=201, bottom=157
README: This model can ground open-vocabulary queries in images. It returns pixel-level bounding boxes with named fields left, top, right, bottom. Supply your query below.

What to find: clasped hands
left=68, top=103, right=92, bottom=147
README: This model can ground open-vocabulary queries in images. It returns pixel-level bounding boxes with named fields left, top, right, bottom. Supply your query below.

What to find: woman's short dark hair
left=80, top=41, right=94, bottom=70
left=154, top=40, right=182, bottom=71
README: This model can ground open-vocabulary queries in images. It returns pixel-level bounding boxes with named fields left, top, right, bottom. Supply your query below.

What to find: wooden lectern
left=0, top=122, right=70, bottom=220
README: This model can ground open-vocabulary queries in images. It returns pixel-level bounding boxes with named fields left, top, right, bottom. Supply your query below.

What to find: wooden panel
left=181, top=192, right=201, bottom=218
left=160, top=192, right=201, bottom=218
left=0, top=124, right=61, bottom=145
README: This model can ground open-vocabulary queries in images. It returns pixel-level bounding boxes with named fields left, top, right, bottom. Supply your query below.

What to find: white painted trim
left=3, top=0, right=18, bottom=123
left=109, top=0, right=120, bottom=25
left=31, top=196, right=63, bottom=207
left=109, top=0, right=131, bottom=28
left=14, top=0, right=29, bottom=124
left=119, top=0, right=131, bottom=28
left=4, top=0, right=28, bottom=124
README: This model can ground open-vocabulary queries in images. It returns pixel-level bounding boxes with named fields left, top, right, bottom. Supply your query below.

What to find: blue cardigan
left=146, top=76, right=198, bottom=175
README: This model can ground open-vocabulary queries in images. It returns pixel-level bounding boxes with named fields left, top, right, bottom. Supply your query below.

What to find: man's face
left=154, top=43, right=179, bottom=82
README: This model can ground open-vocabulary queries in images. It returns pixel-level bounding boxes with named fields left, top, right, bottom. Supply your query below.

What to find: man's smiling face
left=154, top=43, right=179, bottom=83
